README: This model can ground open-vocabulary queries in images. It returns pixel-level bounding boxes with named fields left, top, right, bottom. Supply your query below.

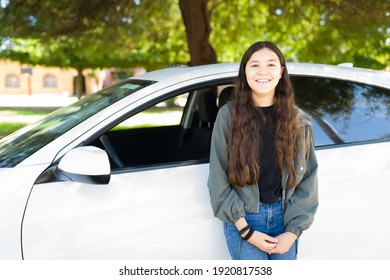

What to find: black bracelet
left=238, top=224, right=251, bottom=236
left=242, top=226, right=254, bottom=241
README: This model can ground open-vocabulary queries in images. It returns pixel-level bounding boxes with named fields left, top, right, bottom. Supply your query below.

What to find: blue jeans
left=223, top=198, right=298, bottom=260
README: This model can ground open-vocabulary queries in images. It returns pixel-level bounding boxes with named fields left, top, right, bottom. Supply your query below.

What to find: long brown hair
left=228, top=41, right=300, bottom=187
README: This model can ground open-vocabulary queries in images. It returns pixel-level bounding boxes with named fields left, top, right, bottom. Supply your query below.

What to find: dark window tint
left=291, top=76, right=390, bottom=146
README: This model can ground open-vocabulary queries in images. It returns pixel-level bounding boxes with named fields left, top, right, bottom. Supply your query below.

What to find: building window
left=43, top=74, right=57, bottom=88
left=5, top=74, right=20, bottom=88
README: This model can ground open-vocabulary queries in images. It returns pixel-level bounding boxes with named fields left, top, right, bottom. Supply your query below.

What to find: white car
left=0, top=63, right=389, bottom=260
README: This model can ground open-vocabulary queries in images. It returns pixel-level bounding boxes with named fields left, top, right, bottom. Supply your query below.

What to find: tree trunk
left=179, top=0, right=217, bottom=66
left=75, top=69, right=84, bottom=99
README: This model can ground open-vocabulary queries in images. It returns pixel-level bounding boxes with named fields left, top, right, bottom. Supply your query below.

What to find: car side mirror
left=35, top=146, right=111, bottom=185
left=57, top=146, right=111, bottom=185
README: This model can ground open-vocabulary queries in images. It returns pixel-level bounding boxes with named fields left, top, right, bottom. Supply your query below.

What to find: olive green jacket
left=207, top=103, right=319, bottom=237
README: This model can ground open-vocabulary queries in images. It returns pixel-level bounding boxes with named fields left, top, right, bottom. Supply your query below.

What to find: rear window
left=291, top=76, right=390, bottom=146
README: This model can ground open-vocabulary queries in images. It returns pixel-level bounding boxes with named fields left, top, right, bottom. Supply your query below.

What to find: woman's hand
left=235, top=218, right=280, bottom=253
left=247, top=231, right=279, bottom=253
left=267, top=232, right=297, bottom=254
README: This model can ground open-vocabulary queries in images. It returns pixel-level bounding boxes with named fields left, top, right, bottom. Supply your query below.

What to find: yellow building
left=0, top=60, right=147, bottom=97
left=0, top=60, right=100, bottom=96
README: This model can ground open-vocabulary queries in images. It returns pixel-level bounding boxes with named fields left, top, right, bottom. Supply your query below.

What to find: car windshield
left=0, top=79, right=155, bottom=167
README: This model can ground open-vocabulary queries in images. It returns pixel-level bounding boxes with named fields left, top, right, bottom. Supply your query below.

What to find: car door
left=21, top=85, right=231, bottom=259
left=22, top=160, right=226, bottom=259
left=291, top=75, right=390, bottom=259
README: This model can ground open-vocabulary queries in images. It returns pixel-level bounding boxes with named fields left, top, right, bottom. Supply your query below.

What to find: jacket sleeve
left=284, top=124, right=319, bottom=237
left=207, top=105, right=247, bottom=224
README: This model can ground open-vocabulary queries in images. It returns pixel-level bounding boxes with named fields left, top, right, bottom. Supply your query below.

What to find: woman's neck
left=251, top=91, right=275, bottom=107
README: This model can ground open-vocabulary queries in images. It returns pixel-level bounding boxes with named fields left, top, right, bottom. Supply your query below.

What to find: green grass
left=0, top=122, right=26, bottom=139
left=110, top=124, right=155, bottom=130
left=0, top=108, right=53, bottom=139
left=0, top=108, right=55, bottom=116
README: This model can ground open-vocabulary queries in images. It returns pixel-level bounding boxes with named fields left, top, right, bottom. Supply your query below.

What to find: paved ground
left=0, top=94, right=77, bottom=123
left=0, top=93, right=77, bottom=108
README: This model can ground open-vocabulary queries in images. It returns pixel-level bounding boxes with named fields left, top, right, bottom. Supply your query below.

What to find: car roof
left=287, top=63, right=390, bottom=88
left=132, top=62, right=390, bottom=89
left=133, top=63, right=238, bottom=83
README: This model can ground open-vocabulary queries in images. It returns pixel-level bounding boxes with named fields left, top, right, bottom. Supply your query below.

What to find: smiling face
left=245, top=48, right=283, bottom=106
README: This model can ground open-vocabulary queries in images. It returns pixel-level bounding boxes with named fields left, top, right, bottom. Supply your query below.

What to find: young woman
left=208, top=41, right=318, bottom=260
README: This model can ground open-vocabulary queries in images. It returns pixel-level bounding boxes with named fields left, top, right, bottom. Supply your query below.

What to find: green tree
left=0, top=0, right=389, bottom=94
left=179, top=0, right=217, bottom=65
left=0, top=0, right=188, bottom=67
left=208, top=0, right=389, bottom=68
left=0, top=0, right=187, bottom=97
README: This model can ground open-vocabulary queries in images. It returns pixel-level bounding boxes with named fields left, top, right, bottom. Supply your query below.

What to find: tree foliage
left=0, top=0, right=187, bottom=70
left=210, top=0, right=389, bottom=69
left=0, top=0, right=388, bottom=76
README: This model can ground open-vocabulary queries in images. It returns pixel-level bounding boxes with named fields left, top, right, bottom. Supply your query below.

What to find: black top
left=257, top=105, right=282, bottom=204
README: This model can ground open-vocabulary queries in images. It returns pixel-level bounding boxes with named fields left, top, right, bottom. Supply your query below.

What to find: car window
left=92, top=85, right=222, bottom=169
left=291, top=76, right=390, bottom=146
left=112, top=93, right=189, bottom=130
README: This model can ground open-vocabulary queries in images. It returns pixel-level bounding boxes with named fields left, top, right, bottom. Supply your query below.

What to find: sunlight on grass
left=0, top=108, right=55, bottom=116
left=0, top=123, right=26, bottom=139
